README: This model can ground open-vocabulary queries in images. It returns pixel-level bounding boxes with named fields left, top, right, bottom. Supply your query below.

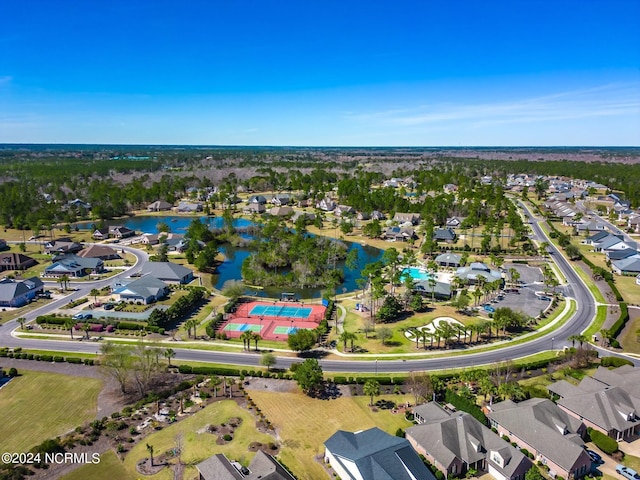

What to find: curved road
left=2, top=216, right=637, bottom=372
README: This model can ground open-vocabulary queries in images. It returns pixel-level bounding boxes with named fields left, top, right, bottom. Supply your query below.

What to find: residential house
left=291, top=211, right=316, bottom=223
left=628, top=216, right=640, bottom=234
left=592, top=365, right=640, bottom=398
left=607, top=249, right=640, bottom=262
left=44, top=239, right=83, bottom=255
left=357, top=212, right=371, bottom=221
left=271, top=194, right=291, bottom=206
left=0, top=253, right=37, bottom=272
left=592, top=234, right=628, bottom=252
left=176, top=201, right=203, bottom=213
left=267, top=206, right=294, bottom=217
left=445, top=217, right=465, bottom=229
left=574, top=220, right=606, bottom=234
left=297, top=198, right=311, bottom=208
left=334, top=205, right=356, bottom=217
left=407, top=403, right=531, bottom=480
left=455, top=263, right=502, bottom=285
left=67, top=198, right=91, bottom=210
left=248, top=195, right=267, bottom=205
left=141, top=232, right=184, bottom=246
left=316, top=198, right=336, bottom=211
left=612, top=257, right=640, bottom=276
left=393, top=213, right=421, bottom=225
left=0, top=277, right=44, bottom=307
left=147, top=200, right=173, bottom=212
left=243, top=203, right=266, bottom=214
left=141, top=262, right=194, bottom=284
left=44, top=254, right=104, bottom=277
left=112, top=276, right=169, bottom=304
left=324, top=427, right=435, bottom=480
left=584, top=231, right=611, bottom=246
left=548, top=374, right=640, bottom=441
left=196, top=451, right=296, bottom=480
left=371, top=210, right=387, bottom=221
left=443, top=184, right=458, bottom=194
left=92, top=227, right=110, bottom=240
left=433, top=228, right=457, bottom=243
left=110, top=226, right=136, bottom=239
left=77, top=245, right=121, bottom=260
left=434, top=252, right=462, bottom=268
left=487, top=398, right=591, bottom=480
left=382, top=226, right=416, bottom=242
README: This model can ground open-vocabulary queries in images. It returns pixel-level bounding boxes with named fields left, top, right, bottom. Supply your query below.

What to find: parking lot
left=495, top=263, right=549, bottom=318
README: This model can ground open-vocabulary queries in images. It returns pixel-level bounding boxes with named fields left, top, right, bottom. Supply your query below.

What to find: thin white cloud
left=0, top=75, right=13, bottom=86
left=346, top=82, right=640, bottom=129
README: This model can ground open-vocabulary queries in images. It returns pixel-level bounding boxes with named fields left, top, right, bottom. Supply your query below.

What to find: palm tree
left=339, top=331, right=357, bottom=352
left=90, top=288, right=100, bottom=305
left=251, top=332, right=261, bottom=351
left=427, top=277, right=437, bottom=304
left=239, top=331, right=252, bottom=351
left=64, top=317, right=75, bottom=339
left=146, top=443, right=154, bottom=467
left=363, top=379, right=380, bottom=407
left=210, top=376, right=222, bottom=397
left=17, top=317, right=26, bottom=331
left=437, top=322, right=457, bottom=349
left=163, top=348, right=175, bottom=366
left=568, top=334, right=588, bottom=349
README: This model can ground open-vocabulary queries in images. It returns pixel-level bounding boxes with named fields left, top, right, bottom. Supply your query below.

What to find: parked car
left=104, top=303, right=114, bottom=310
left=586, top=450, right=603, bottom=464
left=617, top=465, right=640, bottom=480
left=72, top=312, right=84, bottom=320
left=483, top=304, right=495, bottom=313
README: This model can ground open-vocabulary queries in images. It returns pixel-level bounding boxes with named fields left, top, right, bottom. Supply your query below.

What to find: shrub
left=223, top=434, right=232, bottom=441
left=8, top=367, right=18, bottom=377
left=53, top=356, right=64, bottom=362
left=588, top=428, right=618, bottom=454
left=445, top=389, right=488, bottom=426
left=601, top=356, right=634, bottom=368
left=66, top=357, right=82, bottom=364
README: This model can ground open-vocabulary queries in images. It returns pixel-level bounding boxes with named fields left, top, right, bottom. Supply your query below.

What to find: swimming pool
left=402, top=267, right=432, bottom=281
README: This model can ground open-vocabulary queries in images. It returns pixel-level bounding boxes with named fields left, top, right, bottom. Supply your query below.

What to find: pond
left=83, top=215, right=383, bottom=299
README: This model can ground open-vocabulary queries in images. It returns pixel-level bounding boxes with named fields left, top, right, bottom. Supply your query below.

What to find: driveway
left=588, top=438, right=640, bottom=479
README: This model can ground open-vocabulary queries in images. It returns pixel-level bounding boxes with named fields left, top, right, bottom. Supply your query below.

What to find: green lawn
left=61, top=450, right=133, bottom=480
left=249, top=389, right=413, bottom=479
left=0, top=370, right=102, bottom=452
left=583, top=305, right=608, bottom=338
left=122, top=399, right=277, bottom=480
left=620, top=315, right=640, bottom=354
left=616, top=275, right=640, bottom=305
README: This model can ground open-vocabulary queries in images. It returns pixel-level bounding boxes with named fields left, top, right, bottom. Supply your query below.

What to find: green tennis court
left=273, top=326, right=300, bottom=335
left=224, top=323, right=262, bottom=332
left=249, top=305, right=313, bottom=318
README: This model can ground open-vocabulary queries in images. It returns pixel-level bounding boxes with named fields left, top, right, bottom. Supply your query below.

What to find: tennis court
left=217, top=300, right=327, bottom=341
left=223, top=323, right=263, bottom=333
left=249, top=304, right=312, bottom=319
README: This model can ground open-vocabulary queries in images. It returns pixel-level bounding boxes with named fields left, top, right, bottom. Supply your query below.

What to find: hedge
left=588, top=428, right=618, bottom=454
left=608, top=303, right=629, bottom=339
left=600, top=356, right=634, bottom=368
left=116, top=321, right=145, bottom=331
left=36, top=315, right=70, bottom=325
left=178, top=365, right=241, bottom=376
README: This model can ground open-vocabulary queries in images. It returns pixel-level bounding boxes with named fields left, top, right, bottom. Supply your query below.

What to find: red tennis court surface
left=218, top=300, right=326, bottom=341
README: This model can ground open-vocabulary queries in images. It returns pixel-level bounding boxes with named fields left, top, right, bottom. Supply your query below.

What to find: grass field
left=583, top=305, right=608, bottom=338
left=620, top=315, right=640, bottom=354
left=61, top=450, right=133, bottom=480
left=616, top=275, right=640, bottom=305
left=122, top=399, right=276, bottom=480
left=248, top=390, right=413, bottom=479
left=0, top=370, right=102, bottom=453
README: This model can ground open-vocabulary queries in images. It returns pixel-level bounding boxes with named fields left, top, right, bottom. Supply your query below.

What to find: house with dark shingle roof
left=393, top=212, right=421, bottom=225
left=147, top=200, right=173, bottom=212
left=612, top=257, right=640, bottom=275
left=407, top=403, right=531, bottom=480
left=141, top=262, right=194, bottom=284
left=487, top=398, right=591, bottom=480
left=77, top=245, right=121, bottom=260
left=0, top=277, right=44, bottom=307
left=548, top=374, right=640, bottom=442
left=0, top=253, right=37, bottom=272
left=406, top=402, right=532, bottom=480
left=324, top=427, right=435, bottom=480
left=455, top=263, right=502, bottom=285
left=196, top=450, right=295, bottom=480
left=433, top=228, right=457, bottom=243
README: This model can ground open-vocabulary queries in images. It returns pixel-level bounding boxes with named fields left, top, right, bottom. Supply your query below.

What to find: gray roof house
left=176, top=201, right=203, bottom=213
left=112, top=276, right=169, bottom=304
left=196, top=450, right=295, bottom=480
left=455, top=263, right=502, bottom=285
left=592, top=365, right=640, bottom=399
left=77, top=245, right=121, bottom=260
left=585, top=230, right=610, bottom=245
left=243, top=203, right=266, bottom=214
left=324, top=427, right=435, bottom=480
left=414, top=280, right=452, bottom=300
left=141, top=262, right=194, bottom=284
left=606, top=249, right=639, bottom=261
left=407, top=403, right=531, bottom=480
left=433, top=228, right=457, bottom=243
left=248, top=195, right=268, bottom=205
left=612, top=257, right=640, bottom=275
left=147, top=200, right=173, bottom=211
left=393, top=213, right=421, bottom=225
left=382, top=226, right=416, bottom=242
left=487, top=398, right=591, bottom=480
left=45, top=254, right=104, bottom=277
left=434, top=253, right=462, bottom=268
left=548, top=374, right=640, bottom=441
left=0, top=277, right=44, bottom=307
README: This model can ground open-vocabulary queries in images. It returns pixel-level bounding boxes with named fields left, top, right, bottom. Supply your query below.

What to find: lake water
left=87, top=215, right=382, bottom=299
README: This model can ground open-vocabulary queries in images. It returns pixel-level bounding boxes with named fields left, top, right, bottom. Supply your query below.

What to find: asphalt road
left=2, top=221, right=638, bottom=372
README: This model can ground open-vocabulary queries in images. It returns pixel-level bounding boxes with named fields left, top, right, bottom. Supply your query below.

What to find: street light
left=551, top=337, right=555, bottom=351
left=375, top=359, right=378, bottom=376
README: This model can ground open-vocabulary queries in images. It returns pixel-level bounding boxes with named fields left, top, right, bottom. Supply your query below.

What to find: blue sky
left=1, top=0, right=639, bottom=146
